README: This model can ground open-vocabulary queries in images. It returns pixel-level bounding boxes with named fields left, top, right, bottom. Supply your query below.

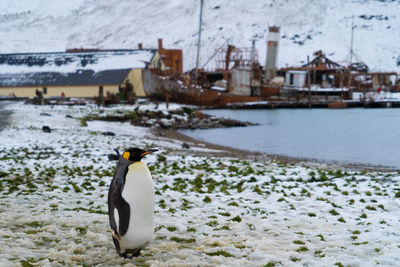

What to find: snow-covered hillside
left=0, top=0, right=399, bottom=72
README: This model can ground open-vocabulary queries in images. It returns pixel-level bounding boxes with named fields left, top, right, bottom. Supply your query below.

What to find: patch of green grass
left=20, top=260, right=35, bottom=267
left=352, top=241, right=369, bottom=245
left=293, top=240, right=305, bottom=245
left=205, top=250, right=234, bottom=257
left=157, top=154, right=166, bottom=162
left=203, top=196, right=212, bottom=203
left=218, top=211, right=231, bottom=217
left=296, top=246, right=309, bottom=252
left=26, top=230, right=41, bottom=234
left=206, top=221, right=218, bottom=227
left=314, top=250, right=325, bottom=257
left=290, top=256, right=301, bottom=262
left=41, top=236, right=56, bottom=243
left=333, top=169, right=345, bottom=178
left=329, top=209, right=340, bottom=216
left=235, top=243, right=246, bottom=249
left=300, top=188, right=311, bottom=197
left=264, top=261, right=279, bottom=267
left=216, top=225, right=230, bottom=231
left=166, top=226, right=177, bottom=232
left=63, top=186, right=70, bottom=192
left=307, top=212, right=316, bottom=217
left=75, top=226, right=87, bottom=236
left=247, top=223, right=255, bottom=230
left=338, top=217, right=346, bottom=223
left=191, top=174, right=204, bottom=192
left=26, top=221, right=43, bottom=228
left=158, top=199, right=166, bottom=209
left=316, top=234, right=326, bottom=241
left=168, top=208, right=176, bottom=214
left=230, top=216, right=242, bottom=222
left=228, top=201, right=239, bottom=207
left=181, top=199, right=192, bottom=210
left=70, top=182, right=82, bottom=193
left=154, top=225, right=165, bottom=232
left=253, top=185, right=263, bottom=195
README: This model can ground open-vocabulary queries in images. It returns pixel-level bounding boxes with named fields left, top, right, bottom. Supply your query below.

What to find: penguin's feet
left=120, top=249, right=141, bottom=259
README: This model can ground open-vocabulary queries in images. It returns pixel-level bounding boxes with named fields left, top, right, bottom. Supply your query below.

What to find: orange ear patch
left=123, top=151, right=130, bottom=161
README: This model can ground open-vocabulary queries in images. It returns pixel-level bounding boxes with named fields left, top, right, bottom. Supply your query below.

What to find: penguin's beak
left=140, top=149, right=158, bottom=157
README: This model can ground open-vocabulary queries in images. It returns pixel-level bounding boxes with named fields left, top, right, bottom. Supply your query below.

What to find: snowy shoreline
left=163, top=127, right=400, bottom=173
left=1, top=101, right=400, bottom=266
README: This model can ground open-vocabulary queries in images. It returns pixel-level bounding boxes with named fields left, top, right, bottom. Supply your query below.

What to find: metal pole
left=350, top=14, right=354, bottom=66
left=307, top=55, right=311, bottom=107
left=195, top=0, right=204, bottom=71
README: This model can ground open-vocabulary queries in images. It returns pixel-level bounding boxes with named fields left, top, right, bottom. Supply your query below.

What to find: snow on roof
left=0, top=49, right=157, bottom=87
left=0, top=49, right=157, bottom=74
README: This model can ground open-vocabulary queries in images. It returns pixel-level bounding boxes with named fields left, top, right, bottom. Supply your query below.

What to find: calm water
left=182, top=108, right=400, bottom=168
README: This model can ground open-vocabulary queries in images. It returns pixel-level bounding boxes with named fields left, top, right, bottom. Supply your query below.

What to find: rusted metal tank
left=230, top=68, right=252, bottom=96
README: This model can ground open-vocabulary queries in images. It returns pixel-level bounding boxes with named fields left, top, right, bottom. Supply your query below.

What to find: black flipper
left=108, top=157, right=132, bottom=253
left=116, top=196, right=131, bottom=236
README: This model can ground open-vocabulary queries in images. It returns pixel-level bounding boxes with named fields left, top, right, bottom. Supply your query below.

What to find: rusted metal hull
left=142, top=69, right=264, bottom=107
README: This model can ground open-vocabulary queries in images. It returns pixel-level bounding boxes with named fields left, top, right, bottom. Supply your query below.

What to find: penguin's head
left=122, top=147, right=158, bottom=162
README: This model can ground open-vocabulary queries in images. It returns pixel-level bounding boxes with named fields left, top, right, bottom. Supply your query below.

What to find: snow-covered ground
left=0, top=0, right=399, bottom=73
left=0, top=101, right=400, bottom=266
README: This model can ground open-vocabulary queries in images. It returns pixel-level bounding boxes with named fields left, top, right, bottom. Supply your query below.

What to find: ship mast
left=195, top=0, right=204, bottom=71
left=349, top=14, right=354, bottom=67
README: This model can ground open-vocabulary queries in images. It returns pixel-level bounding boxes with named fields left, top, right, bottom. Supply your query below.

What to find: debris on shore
left=79, top=107, right=256, bottom=130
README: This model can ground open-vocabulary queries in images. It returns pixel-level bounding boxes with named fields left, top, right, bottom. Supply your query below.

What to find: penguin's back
left=119, top=161, right=155, bottom=250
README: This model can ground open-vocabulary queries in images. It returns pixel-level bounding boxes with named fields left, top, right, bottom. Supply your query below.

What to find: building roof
left=0, top=49, right=157, bottom=87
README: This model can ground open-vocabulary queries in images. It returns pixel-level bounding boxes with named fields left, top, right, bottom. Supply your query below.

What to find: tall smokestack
left=138, top=43, right=143, bottom=49
left=250, top=40, right=256, bottom=65
left=265, top=26, right=280, bottom=81
left=158, top=39, right=163, bottom=50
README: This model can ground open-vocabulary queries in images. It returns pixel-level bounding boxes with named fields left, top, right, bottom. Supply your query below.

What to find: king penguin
left=108, top=147, right=158, bottom=258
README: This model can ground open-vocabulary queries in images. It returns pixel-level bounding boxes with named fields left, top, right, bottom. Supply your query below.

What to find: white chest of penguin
left=119, top=162, right=155, bottom=249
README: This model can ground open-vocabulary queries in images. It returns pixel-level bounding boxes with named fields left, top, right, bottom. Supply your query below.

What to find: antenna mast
left=350, top=14, right=354, bottom=67
left=195, top=0, right=204, bottom=70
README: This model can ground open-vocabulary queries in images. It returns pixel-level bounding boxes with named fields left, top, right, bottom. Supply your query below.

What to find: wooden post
left=166, top=93, right=169, bottom=109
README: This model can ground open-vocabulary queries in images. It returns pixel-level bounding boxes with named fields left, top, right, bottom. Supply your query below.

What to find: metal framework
left=215, top=46, right=259, bottom=70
